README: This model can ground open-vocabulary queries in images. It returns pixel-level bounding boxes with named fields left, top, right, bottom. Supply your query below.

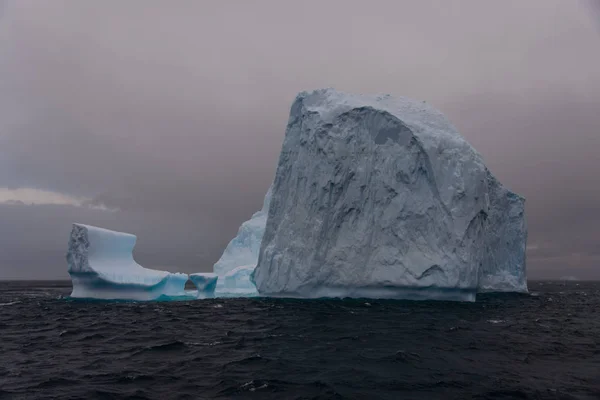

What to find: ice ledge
left=69, top=271, right=189, bottom=301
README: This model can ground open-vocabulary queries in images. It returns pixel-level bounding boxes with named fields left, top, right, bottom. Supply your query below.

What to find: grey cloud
left=0, top=0, right=599, bottom=279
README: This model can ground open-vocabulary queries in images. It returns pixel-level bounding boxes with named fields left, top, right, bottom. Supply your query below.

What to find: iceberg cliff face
left=212, top=188, right=271, bottom=292
left=67, top=224, right=188, bottom=300
left=252, top=89, right=527, bottom=300
left=479, top=172, right=528, bottom=292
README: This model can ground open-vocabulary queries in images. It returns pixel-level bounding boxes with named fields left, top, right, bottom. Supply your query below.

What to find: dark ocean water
left=0, top=281, right=598, bottom=400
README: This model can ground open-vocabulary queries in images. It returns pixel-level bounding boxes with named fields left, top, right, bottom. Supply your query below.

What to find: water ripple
left=0, top=280, right=598, bottom=399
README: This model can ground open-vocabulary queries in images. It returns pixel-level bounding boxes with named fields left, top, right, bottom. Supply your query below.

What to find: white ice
left=221, top=265, right=258, bottom=294
left=212, top=187, right=271, bottom=294
left=252, top=88, right=528, bottom=301
left=66, top=223, right=189, bottom=300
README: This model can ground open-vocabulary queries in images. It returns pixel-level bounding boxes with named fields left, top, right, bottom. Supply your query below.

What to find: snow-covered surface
left=252, top=88, right=527, bottom=301
left=189, top=273, right=218, bottom=298
left=212, top=188, right=271, bottom=293
left=66, top=224, right=188, bottom=300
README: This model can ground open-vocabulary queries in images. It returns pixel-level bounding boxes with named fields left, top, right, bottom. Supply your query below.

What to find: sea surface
left=0, top=280, right=598, bottom=400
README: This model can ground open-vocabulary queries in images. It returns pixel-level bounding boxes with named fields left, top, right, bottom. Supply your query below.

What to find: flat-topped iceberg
left=66, top=223, right=189, bottom=300
left=251, top=88, right=527, bottom=301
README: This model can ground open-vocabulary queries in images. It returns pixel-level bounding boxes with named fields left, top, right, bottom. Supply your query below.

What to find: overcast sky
left=1, top=0, right=599, bottom=280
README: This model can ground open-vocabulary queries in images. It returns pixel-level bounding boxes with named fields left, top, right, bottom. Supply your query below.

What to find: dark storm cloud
left=0, top=0, right=599, bottom=279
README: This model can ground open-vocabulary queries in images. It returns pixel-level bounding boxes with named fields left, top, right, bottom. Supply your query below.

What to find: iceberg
left=252, top=88, right=527, bottom=301
left=189, top=273, right=218, bottom=298
left=223, top=265, right=258, bottom=293
left=66, top=223, right=189, bottom=300
left=212, top=187, right=271, bottom=293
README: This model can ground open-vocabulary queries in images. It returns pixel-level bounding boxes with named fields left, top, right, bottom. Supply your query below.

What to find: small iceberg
left=66, top=223, right=188, bottom=301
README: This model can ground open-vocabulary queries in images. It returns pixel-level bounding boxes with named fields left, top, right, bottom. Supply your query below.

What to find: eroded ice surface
left=212, top=188, right=271, bottom=293
left=189, top=273, right=218, bottom=298
left=252, top=88, right=527, bottom=301
left=479, top=173, right=528, bottom=292
left=66, top=224, right=188, bottom=300
left=221, top=265, right=258, bottom=294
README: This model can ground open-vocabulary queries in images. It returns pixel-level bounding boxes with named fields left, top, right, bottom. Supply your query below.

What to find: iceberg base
left=69, top=271, right=189, bottom=301
left=259, top=285, right=477, bottom=302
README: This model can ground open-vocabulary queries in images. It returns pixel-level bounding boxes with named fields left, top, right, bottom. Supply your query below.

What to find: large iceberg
left=212, top=187, right=271, bottom=293
left=252, top=88, right=527, bottom=301
left=66, top=223, right=189, bottom=300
